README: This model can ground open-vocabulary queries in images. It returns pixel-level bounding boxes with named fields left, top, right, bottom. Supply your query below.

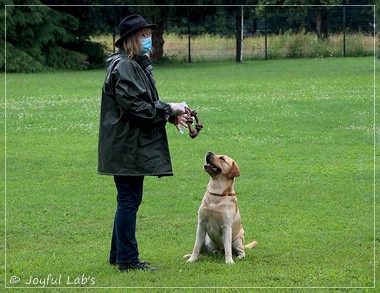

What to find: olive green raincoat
left=98, top=51, right=173, bottom=176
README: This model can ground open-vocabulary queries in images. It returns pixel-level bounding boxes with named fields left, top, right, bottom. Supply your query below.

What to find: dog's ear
left=228, top=162, right=240, bottom=178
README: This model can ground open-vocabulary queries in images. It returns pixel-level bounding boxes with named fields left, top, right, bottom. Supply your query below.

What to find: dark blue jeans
left=110, top=176, right=144, bottom=265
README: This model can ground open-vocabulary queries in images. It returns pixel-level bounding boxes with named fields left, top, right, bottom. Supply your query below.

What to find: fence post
left=187, top=10, right=191, bottom=63
left=343, top=5, right=346, bottom=57
left=264, top=6, right=268, bottom=60
left=236, top=6, right=243, bottom=63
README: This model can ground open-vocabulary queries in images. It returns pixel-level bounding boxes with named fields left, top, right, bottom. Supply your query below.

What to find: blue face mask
left=141, top=37, right=152, bottom=54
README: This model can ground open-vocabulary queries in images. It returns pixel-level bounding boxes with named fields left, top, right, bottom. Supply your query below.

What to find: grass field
left=2, top=57, right=379, bottom=291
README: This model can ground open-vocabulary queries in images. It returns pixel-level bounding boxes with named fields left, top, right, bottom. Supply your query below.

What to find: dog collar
left=209, top=192, right=236, bottom=197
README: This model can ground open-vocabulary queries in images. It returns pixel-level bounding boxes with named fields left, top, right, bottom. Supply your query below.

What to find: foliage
left=255, top=1, right=374, bottom=39
left=2, top=57, right=377, bottom=290
left=44, top=46, right=87, bottom=70
left=5, top=43, right=46, bottom=73
left=2, top=1, right=377, bottom=71
left=3, top=1, right=91, bottom=72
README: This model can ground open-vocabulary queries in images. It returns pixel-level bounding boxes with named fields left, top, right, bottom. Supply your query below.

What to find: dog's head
left=204, top=152, right=240, bottom=178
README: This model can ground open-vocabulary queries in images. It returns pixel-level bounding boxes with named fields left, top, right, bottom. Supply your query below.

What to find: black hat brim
left=115, top=24, right=158, bottom=48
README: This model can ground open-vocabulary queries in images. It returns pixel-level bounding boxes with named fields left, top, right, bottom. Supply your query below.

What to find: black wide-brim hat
left=115, top=14, right=157, bottom=48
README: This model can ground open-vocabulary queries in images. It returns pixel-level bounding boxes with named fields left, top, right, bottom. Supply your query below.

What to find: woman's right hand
left=169, top=102, right=188, bottom=116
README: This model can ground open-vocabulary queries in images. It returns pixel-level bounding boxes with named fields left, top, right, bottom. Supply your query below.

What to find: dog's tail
left=244, top=241, right=258, bottom=249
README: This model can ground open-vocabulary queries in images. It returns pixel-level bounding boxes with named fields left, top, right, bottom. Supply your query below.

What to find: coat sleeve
left=112, top=59, right=172, bottom=125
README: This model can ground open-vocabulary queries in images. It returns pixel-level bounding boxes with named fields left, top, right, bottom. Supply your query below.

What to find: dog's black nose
left=207, top=151, right=214, bottom=156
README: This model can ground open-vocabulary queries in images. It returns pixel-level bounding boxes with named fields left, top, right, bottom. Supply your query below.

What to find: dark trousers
left=110, top=176, right=144, bottom=265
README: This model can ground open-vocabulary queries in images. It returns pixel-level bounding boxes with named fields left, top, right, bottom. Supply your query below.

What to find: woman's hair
left=122, top=29, right=151, bottom=59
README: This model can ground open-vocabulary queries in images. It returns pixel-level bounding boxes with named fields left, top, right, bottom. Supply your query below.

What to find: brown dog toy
left=185, top=107, right=203, bottom=139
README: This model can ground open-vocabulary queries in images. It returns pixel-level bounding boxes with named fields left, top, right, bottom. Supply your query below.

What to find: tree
left=256, top=0, right=343, bottom=38
left=3, top=0, right=87, bottom=72
left=44, top=1, right=172, bottom=60
left=3, top=1, right=376, bottom=71
left=311, top=0, right=341, bottom=40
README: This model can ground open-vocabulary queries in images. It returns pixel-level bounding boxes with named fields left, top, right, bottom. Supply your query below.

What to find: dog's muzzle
left=204, top=152, right=221, bottom=174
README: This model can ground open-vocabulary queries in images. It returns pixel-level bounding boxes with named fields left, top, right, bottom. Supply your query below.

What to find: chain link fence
left=162, top=5, right=376, bottom=62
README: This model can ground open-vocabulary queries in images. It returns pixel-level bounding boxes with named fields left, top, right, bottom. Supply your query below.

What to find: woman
left=98, top=14, right=188, bottom=272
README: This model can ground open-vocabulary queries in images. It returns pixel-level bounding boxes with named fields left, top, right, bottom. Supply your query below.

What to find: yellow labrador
left=184, top=152, right=257, bottom=264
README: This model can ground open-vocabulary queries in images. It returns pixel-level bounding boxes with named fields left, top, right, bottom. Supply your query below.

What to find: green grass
left=1, top=57, right=378, bottom=291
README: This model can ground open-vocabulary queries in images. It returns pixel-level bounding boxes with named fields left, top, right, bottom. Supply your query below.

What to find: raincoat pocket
left=138, top=126, right=164, bottom=146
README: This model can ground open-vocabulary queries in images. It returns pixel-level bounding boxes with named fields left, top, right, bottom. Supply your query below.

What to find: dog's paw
left=225, top=258, right=235, bottom=264
left=236, top=253, right=246, bottom=259
left=183, top=253, right=198, bottom=262
left=185, top=254, right=198, bottom=262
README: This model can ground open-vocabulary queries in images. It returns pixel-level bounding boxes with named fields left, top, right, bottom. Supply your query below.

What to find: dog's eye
left=219, top=156, right=226, bottom=162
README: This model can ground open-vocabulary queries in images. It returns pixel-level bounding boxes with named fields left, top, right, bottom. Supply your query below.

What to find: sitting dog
left=184, top=152, right=257, bottom=264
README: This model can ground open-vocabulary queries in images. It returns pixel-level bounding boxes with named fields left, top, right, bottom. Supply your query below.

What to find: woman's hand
left=170, top=114, right=190, bottom=133
left=168, top=102, right=190, bottom=133
left=169, top=102, right=188, bottom=116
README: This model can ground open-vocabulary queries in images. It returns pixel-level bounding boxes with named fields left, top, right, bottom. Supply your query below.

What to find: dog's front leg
left=222, top=226, right=235, bottom=264
left=186, top=223, right=206, bottom=262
